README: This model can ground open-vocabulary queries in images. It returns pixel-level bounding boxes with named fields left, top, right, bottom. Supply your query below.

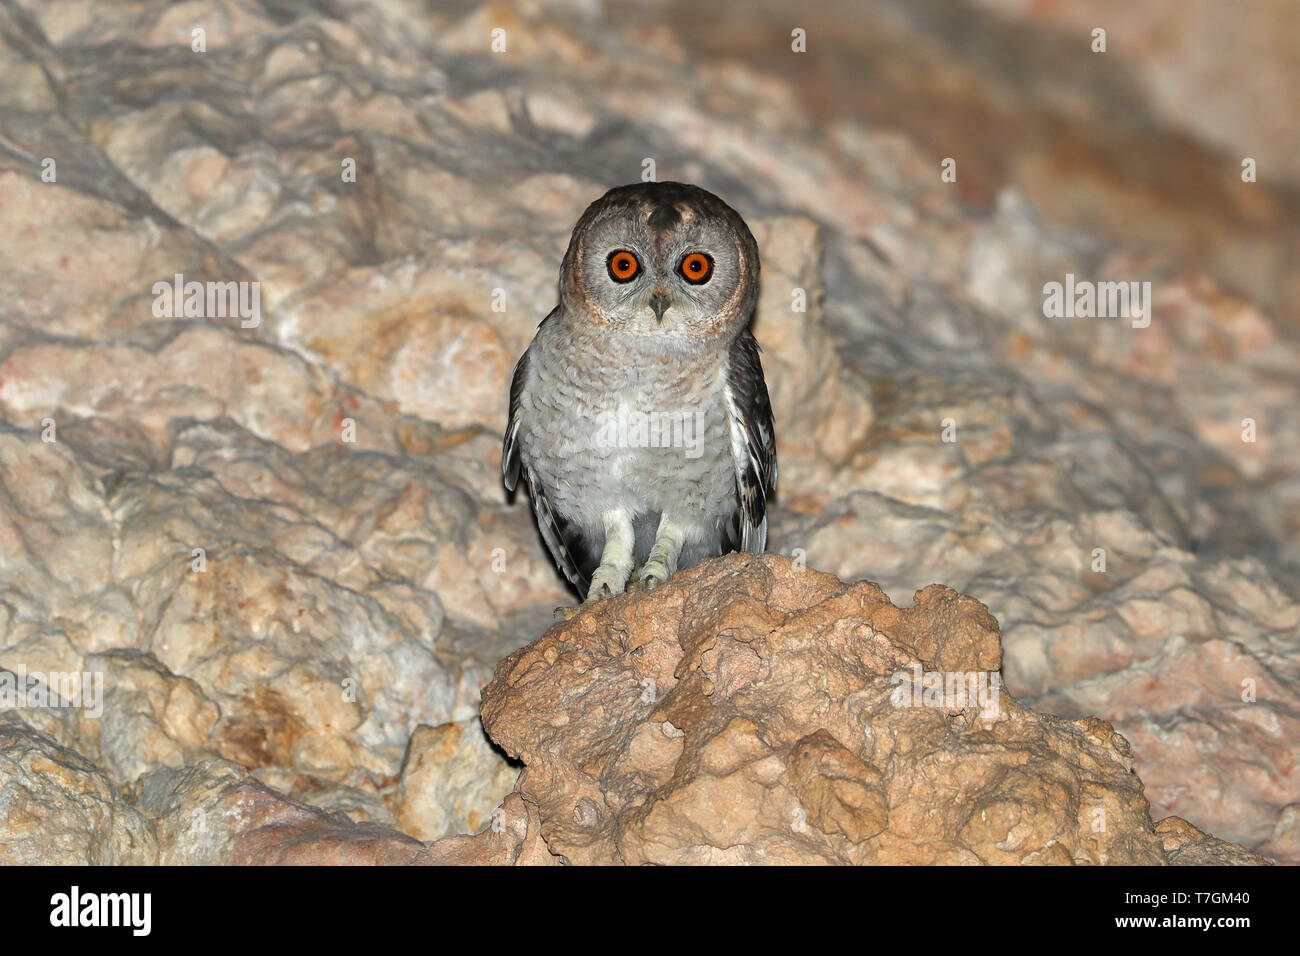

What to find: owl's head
left=559, top=182, right=760, bottom=339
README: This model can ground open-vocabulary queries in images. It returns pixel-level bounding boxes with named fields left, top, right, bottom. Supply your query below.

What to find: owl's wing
left=723, top=329, right=778, bottom=553
left=502, top=347, right=528, bottom=493
left=503, top=320, right=595, bottom=596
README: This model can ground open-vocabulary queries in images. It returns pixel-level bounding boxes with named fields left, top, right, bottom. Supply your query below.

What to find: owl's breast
left=520, top=327, right=738, bottom=528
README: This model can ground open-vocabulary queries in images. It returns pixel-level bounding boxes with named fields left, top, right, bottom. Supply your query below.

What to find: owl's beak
left=650, top=290, right=671, bottom=323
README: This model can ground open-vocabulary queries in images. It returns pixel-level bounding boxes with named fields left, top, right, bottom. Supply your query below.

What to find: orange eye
left=607, top=250, right=640, bottom=282
left=679, top=252, right=713, bottom=284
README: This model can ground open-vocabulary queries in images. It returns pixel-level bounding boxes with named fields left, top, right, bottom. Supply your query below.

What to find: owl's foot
left=553, top=510, right=635, bottom=618
left=554, top=567, right=628, bottom=619
left=586, top=568, right=627, bottom=600
left=629, top=558, right=671, bottom=592
left=553, top=592, right=604, bottom=620
left=633, top=516, right=685, bottom=593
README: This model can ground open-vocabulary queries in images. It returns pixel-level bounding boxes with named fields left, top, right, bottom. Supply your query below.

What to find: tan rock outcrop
left=393, top=720, right=520, bottom=841
left=481, top=554, right=1267, bottom=865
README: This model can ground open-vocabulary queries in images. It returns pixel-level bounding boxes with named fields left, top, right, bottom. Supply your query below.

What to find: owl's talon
left=584, top=584, right=613, bottom=607
left=554, top=578, right=619, bottom=620
left=584, top=560, right=630, bottom=605
left=629, top=571, right=665, bottom=592
left=635, top=556, right=671, bottom=592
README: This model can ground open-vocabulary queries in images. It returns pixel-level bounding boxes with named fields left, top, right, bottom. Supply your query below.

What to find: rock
left=74, top=650, right=220, bottom=783
left=137, top=759, right=433, bottom=866
left=0, top=711, right=531, bottom=865
left=0, top=0, right=1294, bottom=864
left=481, top=554, right=1261, bottom=865
left=393, top=720, right=520, bottom=841
left=1155, top=816, right=1273, bottom=867
left=0, top=714, right=156, bottom=865
left=1257, top=804, right=1300, bottom=864
left=0, top=555, right=1272, bottom=866
left=422, top=793, right=560, bottom=867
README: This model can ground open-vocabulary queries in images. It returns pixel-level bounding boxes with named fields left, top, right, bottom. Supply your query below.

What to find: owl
left=503, top=182, right=777, bottom=613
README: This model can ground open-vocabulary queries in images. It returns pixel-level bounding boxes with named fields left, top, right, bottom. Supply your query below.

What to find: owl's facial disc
left=566, top=185, right=757, bottom=338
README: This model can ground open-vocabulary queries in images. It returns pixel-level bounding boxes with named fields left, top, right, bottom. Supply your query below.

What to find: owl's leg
left=633, top=514, right=687, bottom=591
left=585, top=508, right=636, bottom=602
left=555, top=511, right=635, bottom=619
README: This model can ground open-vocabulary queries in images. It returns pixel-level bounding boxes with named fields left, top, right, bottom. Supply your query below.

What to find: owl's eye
left=606, top=250, right=640, bottom=282
left=678, top=252, right=713, bottom=284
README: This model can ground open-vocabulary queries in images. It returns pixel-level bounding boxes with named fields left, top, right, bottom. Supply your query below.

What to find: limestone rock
left=422, top=792, right=560, bottom=867
left=138, top=759, right=432, bottom=866
left=0, top=0, right=1294, bottom=864
left=1156, top=816, right=1272, bottom=867
left=482, top=554, right=1259, bottom=865
left=0, top=714, right=156, bottom=865
left=393, top=720, right=520, bottom=841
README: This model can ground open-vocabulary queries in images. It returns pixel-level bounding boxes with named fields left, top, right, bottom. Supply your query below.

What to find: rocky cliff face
left=0, top=0, right=1294, bottom=864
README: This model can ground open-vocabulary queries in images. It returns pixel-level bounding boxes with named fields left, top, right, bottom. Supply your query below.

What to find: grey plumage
left=723, top=329, right=778, bottom=553
left=503, top=182, right=776, bottom=604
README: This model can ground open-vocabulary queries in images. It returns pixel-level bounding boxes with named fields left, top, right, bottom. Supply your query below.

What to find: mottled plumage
left=503, top=182, right=776, bottom=608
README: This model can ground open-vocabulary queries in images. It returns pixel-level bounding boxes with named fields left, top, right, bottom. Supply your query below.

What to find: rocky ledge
left=472, top=553, right=1268, bottom=865
left=5, top=554, right=1262, bottom=865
